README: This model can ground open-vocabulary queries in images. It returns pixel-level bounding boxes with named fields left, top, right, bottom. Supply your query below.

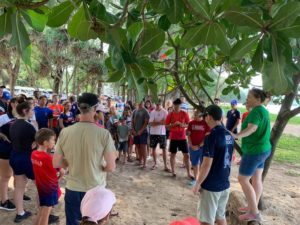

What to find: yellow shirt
left=55, top=122, right=116, bottom=192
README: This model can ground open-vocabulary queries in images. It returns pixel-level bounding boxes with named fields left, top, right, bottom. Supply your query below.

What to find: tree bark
left=53, top=67, right=63, bottom=94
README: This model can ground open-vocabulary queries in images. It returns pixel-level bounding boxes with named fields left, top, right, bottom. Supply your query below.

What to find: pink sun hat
left=80, top=186, right=116, bottom=223
left=169, top=217, right=201, bottom=225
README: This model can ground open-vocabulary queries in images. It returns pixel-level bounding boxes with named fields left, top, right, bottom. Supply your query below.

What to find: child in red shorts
left=31, top=128, right=65, bottom=225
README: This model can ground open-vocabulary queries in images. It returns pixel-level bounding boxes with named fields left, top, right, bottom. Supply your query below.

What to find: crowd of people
left=0, top=85, right=272, bottom=225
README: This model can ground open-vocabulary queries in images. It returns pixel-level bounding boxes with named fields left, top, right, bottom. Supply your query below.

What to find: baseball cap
left=2, top=91, right=11, bottom=101
left=204, top=105, right=223, bottom=121
left=230, top=99, right=238, bottom=105
left=78, top=93, right=99, bottom=109
left=169, top=217, right=200, bottom=225
left=173, top=98, right=182, bottom=105
left=81, top=186, right=116, bottom=223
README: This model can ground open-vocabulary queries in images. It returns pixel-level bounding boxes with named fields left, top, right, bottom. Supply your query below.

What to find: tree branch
left=113, top=0, right=130, bottom=28
left=16, top=0, right=49, bottom=9
left=288, top=106, right=300, bottom=118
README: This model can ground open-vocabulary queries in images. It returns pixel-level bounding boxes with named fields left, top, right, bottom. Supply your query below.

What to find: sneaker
left=147, top=156, right=153, bottom=161
left=238, top=206, right=249, bottom=213
left=239, top=212, right=262, bottom=222
left=14, top=211, right=32, bottom=223
left=23, top=195, right=31, bottom=201
left=0, top=199, right=16, bottom=211
left=189, top=180, right=196, bottom=187
left=48, top=214, right=59, bottom=224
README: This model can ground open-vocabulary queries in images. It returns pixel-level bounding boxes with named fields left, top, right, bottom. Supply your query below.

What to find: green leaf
left=89, top=0, right=117, bottom=24
left=105, top=57, right=114, bottom=70
left=111, top=47, right=125, bottom=71
left=150, top=0, right=185, bottom=23
left=106, top=28, right=129, bottom=51
left=10, top=12, right=31, bottom=64
left=67, top=5, right=97, bottom=41
left=21, top=9, right=48, bottom=32
left=127, top=64, right=147, bottom=101
left=146, top=79, right=158, bottom=102
left=22, top=45, right=32, bottom=66
left=222, top=86, right=233, bottom=95
left=138, top=58, right=155, bottom=77
left=106, top=70, right=124, bottom=82
left=215, top=23, right=230, bottom=55
left=158, top=15, right=171, bottom=31
left=128, top=22, right=143, bottom=45
left=230, top=35, right=260, bottom=61
left=183, top=0, right=211, bottom=20
left=47, top=0, right=74, bottom=27
left=136, top=27, right=165, bottom=55
left=224, top=9, right=263, bottom=28
left=274, top=18, right=300, bottom=38
left=251, top=40, right=263, bottom=71
left=270, top=1, right=300, bottom=29
left=200, top=70, right=214, bottom=82
left=0, top=11, right=12, bottom=38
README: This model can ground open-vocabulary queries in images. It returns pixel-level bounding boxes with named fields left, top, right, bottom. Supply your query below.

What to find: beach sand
left=0, top=154, right=299, bottom=225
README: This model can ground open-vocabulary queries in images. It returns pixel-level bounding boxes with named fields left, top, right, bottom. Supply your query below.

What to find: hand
left=229, top=131, right=237, bottom=139
left=175, top=121, right=181, bottom=126
left=58, top=168, right=66, bottom=179
left=0, top=133, right=10, bottom=143
left=192, top=182, right=201, bottom=195
left=191, top=145, right=199, bottom=151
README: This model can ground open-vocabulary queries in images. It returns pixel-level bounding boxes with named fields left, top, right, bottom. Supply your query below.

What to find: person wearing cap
left=193, top=105, right=234, bottom=225
left=165, top=98, right=191, bottom=178
left=225, top=99, right=241, bottom=134
left=53, top=93, right=117, bottom=225
left=0, top=88, right=10, bottom=116
left=132, top=99, right=150, bottom=169
left=149, top=99, right=169, bottom=171
left=80, top=186, right=116, bottom=225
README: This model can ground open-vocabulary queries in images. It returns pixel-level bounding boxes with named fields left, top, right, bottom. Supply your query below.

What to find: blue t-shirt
left=180, top=103, right=189, bottom=112
left=71, top=102, right=79, bottom=118
left=226, top=109, right=240, bottom=133
left=59, top=112, right=75, bottom=127
left=34, top=106, right=53, bottom=129
left=201, top=125, right=234, bottom=192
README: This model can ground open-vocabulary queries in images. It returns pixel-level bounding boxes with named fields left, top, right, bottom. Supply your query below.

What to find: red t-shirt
left=48, top=104, right=64, bottom=128
left=165, top=110, right=190, bottom=140
left=242, top=111, right=249, bottom=123
left=31, top=150, right=61, bottom=198
left=187, top=120, right=210, bottom=145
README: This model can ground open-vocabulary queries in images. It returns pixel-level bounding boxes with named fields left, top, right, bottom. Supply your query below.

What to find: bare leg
left=162, top=149, right=169, bottom=170
left=192, top=165, right=200, bottom=180
left=152, top=147, right=157, bottom=167
left=0, top=159, right=13, bottom=203
left=252, top=169, right=264, bottom=205
left=34, top=206, right=52, bottom=225
left=14, top=175, right=28, bottom=214
left=183, top=153, right=192, bottom=177
left=140, top=144, right=147, bottom=168
left=216, top=218, right=227, bottom=225
left=170, top=153, right=176, bottom=175
left=238, top=175, right=259, bottom=214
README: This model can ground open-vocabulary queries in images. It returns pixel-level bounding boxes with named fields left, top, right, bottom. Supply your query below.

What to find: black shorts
left=134, top=132, right=148, bottom=145
left=0, top=141, right=12, bottom=160
left=169, top=140, right=188, bottom=154
left=118, top=141, right=128, bottom=153
left=150, top=135, right=166, bottom=149
left=9, top=151, right=34, bottom=180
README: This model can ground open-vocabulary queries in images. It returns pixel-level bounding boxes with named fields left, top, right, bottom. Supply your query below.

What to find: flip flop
left=151, top=165, right=157, bottom=170
left=110, top=212, right=119, bottom=217
left=164, top=168, right=171, bottom=173
left=172, top=173, right=177, bottom=178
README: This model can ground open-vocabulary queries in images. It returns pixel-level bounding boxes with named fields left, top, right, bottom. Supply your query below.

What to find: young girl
left=80, top=186, right=116, bottom=225
left=58, top=101, right=75, bottom=129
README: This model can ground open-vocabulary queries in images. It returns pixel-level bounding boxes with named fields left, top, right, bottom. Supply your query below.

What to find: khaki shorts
left=197, top=188, right=230, bottom=224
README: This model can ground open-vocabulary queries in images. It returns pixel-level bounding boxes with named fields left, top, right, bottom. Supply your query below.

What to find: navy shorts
left=0, top=141, right=12, bottom=160
left=118, top=141, right=128, bottom=153
left=189, top=146, right=203, bottom=166
left=9, top=151, right=34, bottom=180
left=239, top=151, right=271, bottom=176
left=150, top=135, right=166, bottom=149
left=134, top=132, right=148, bottom=145
left=39, top=190, right=59, bottom=207
left=169, top=140, right=189, bottom=154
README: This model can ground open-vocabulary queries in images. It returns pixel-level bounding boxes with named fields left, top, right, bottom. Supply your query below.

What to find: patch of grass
left=274, top=134, right=300, bottom=166
left=221, top=106, right=300, bottom=125
left=285, top=170, right=300, bottom=177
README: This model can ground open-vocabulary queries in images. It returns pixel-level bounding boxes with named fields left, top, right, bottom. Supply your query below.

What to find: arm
left=193, top=157, right=213, bottom=194
left=53, top=152, right=64, bottom=169
left=233, top=123, right=258, bottom=139
left=138, top=118, right=149, bottom=135
left=58, top=118, right=64, bottom=129
left=0, top=132, right=10, bottom=142
left=103, top=151, right=116, bottom=172
left=231, top=118, right=240, bottom=132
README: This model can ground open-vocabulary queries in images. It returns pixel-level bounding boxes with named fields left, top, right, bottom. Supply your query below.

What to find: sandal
left=172, top=173, right=177, bottom=178
left=164, top=168, right=171, bottom=173
left=151, top=165, right=157, bottom=170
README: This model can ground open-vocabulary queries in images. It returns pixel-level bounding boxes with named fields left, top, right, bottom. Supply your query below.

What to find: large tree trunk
left=97, top=80, right=102, bottom=96
left=53, top=67, right=63, bottom=94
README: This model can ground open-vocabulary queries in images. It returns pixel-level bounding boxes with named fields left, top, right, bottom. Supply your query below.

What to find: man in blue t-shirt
left=34, top=95, right=53, bottom=129
left=226, top=99, right=241, bottom=134
left=193, top=105, right=234, bottom=225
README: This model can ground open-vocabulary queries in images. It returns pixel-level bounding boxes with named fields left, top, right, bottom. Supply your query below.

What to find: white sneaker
left=147, top=156, right=153, bottom=161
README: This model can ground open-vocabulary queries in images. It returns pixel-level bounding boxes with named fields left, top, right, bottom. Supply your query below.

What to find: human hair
left=214, top=98, right=220, bottom=102
left=63, top=101, right=71, bottom=113
left=69, top=95, right=76, bottom=103
left=7, top=97, right=25, bottom=116
left=16, top=101, right=32, bottom=117
left=250, top=88, right=268, bottom=103
left=145, top=100, right=152, bottom=109
left=35, top=128, right=55, bottom=145
left=39, top=95, right=47, bottom=100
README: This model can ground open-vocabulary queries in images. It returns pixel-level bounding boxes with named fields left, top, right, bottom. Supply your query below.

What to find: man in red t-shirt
left=165, top=98, right=192, bottom=178
left=48, top=94, right=63, bottom=134
left=187, top=109, right=210, bottom=186
left=31, top=129, right=65, bottom=225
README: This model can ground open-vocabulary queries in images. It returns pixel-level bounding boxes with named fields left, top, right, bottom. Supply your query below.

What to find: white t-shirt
left=0, top=114, right=12, bottom=127
left=149, top=109, right=168, bottom=135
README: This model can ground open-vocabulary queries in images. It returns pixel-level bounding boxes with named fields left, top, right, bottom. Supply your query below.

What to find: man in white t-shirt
left=149, top=99, right=170, bottom=171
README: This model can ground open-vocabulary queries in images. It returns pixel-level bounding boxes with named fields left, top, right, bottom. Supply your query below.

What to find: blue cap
left=230, top=99, right=238, bottom=105
left=2, top=91, right=11, bottom=101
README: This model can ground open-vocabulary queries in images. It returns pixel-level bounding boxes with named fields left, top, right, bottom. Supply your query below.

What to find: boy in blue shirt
left=34, top=96, right=53, bottom=129
left=226, top=100, right=240, bottom=134
left=193, top=105, right=234, bottom=225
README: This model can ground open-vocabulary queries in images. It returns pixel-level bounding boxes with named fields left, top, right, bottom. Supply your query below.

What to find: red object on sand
left=169, top=217, right=201, bottom=225
left=160, top=53, right=167, bottom=59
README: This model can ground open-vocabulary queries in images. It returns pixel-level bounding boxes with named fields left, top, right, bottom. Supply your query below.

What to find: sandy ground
left=0, top=152, right=299, bottom=225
